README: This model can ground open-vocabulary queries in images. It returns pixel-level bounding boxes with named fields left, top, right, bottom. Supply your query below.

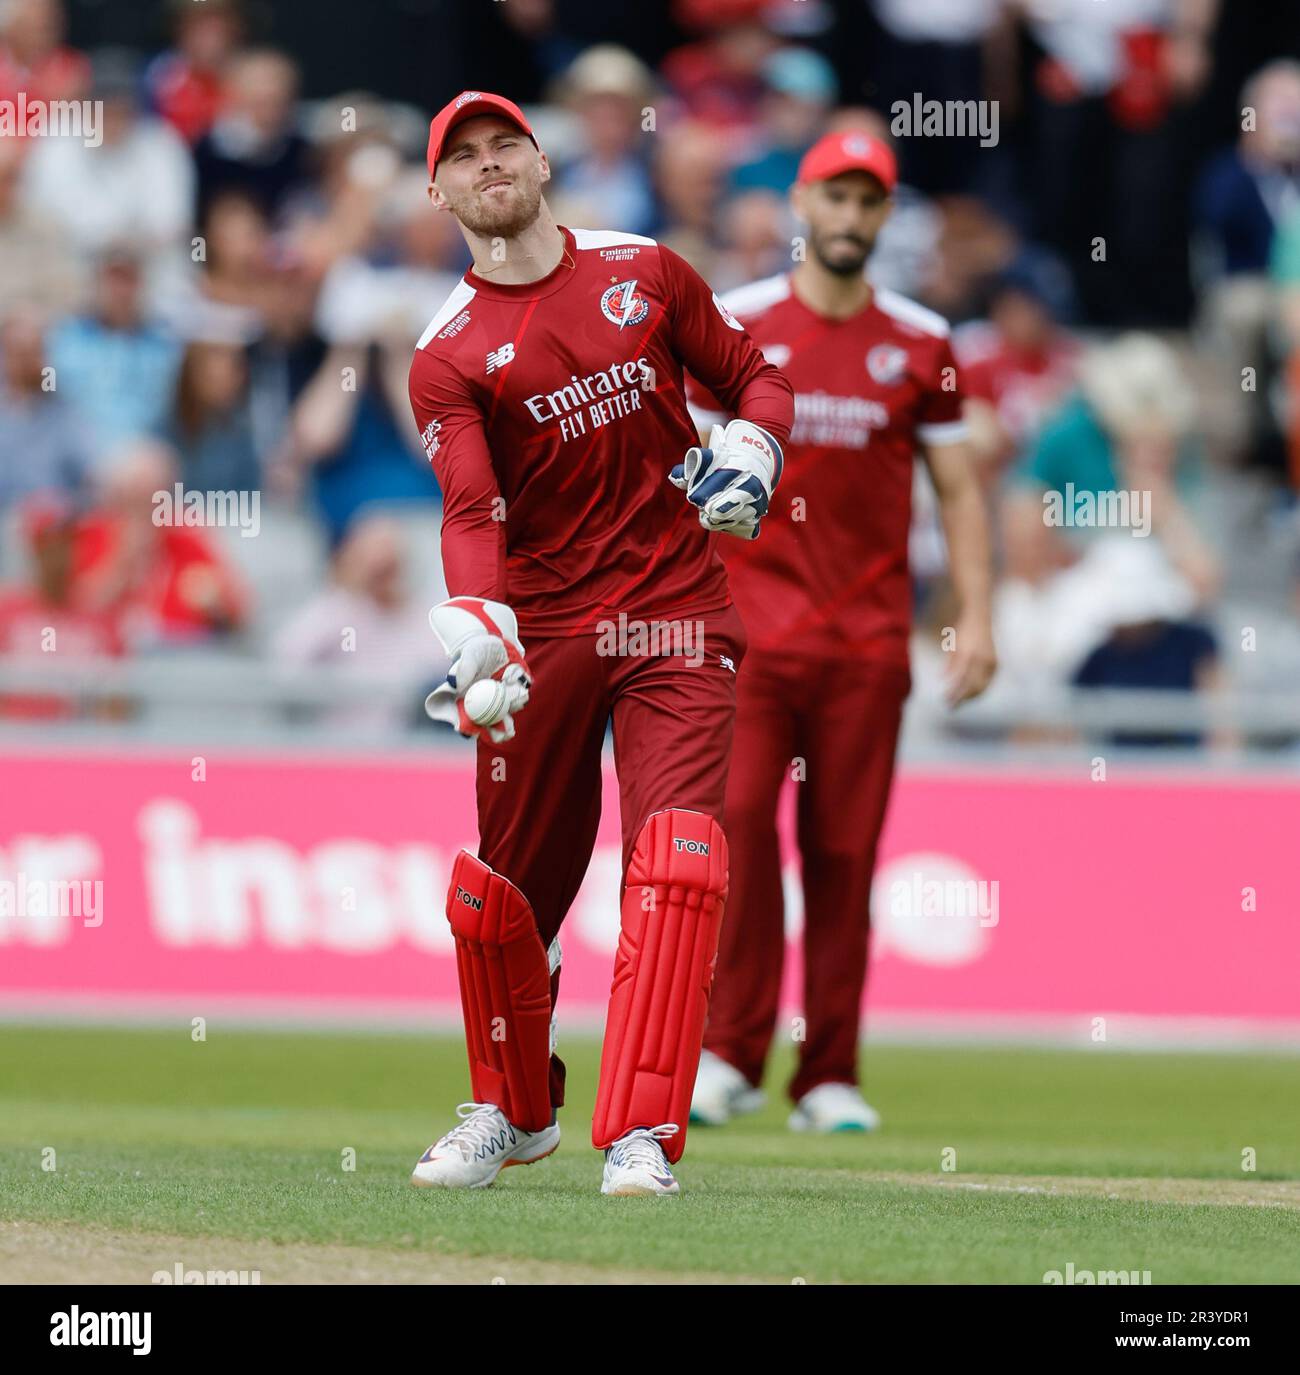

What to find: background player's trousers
left=474, top=604, right=747, bottom=1112
left=703, top=650, right=909, bottom=1103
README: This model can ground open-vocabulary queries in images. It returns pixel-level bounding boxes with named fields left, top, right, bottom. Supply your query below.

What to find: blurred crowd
left=2, top=0, right=1300, bottom=745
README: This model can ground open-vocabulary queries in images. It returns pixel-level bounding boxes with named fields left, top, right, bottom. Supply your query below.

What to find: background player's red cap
left=796, top=131, right=897, bottom=194
left=426, top=90, right=537, bottom=177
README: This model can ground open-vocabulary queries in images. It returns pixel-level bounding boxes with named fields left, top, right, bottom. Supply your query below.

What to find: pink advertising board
left=1, top=745, right=1297, bottom=1037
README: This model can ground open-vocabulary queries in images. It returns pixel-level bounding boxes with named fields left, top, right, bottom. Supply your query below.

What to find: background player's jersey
left=690, top=275, right=967, bottom=665
left=408, top=226, right=792, bottom=638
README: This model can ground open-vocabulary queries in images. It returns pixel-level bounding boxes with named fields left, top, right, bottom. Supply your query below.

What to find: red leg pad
left=446, top=850, right=553, bottom=1132
left=592, top=809, right=729, bottom=1162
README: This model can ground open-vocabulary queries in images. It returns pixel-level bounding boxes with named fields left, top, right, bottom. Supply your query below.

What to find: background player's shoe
left=600, top=1124, right=681, bottom=1196
left=410, top=1102, right=559, bottom=1188
left=689, top=1048, right=767, bottom=1125
left=787, top=1083, right=882, bottom=1134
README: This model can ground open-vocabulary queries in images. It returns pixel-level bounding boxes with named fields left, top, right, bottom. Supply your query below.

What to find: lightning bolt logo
left=618, top=279, right=640, bottom=330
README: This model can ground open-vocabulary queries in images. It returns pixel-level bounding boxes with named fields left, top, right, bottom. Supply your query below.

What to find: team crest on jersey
left=867, top=343, right=908, bottom=385
left=600, top=279, right=650, bottom=329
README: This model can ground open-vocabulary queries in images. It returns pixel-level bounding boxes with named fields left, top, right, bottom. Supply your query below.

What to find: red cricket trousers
left=474, top=603, right=747, bottom=1111
left=703, top=649, right=909, bottom=1103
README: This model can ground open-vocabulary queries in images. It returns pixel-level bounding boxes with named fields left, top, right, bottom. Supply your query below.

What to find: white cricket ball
left=463, top=678, right=508, bottom=726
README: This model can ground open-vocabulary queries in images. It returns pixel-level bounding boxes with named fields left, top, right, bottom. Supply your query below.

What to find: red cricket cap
left=426, top=90, right=537, bottom=177
left=796, top=130, right=897, bottom=194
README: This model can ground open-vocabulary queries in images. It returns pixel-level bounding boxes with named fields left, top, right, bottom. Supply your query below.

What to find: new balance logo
left=486, top=342, right=515, bottom=373
left=673, top=838, right=709, bottom=855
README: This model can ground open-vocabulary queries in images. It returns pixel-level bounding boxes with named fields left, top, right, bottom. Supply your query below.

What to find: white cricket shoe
left=787, top=1083, right=882, bottom=1134
left=689, top=1049, right=767, bottom=1126
left=410, top=1102, right=559, bottom=1188
left=601, top=1123, right=681, bottom=1196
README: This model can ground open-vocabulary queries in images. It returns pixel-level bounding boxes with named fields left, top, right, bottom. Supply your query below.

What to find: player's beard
left=450, top=166, right=544, bottom=240
left=811, top=227, right=874, bottom=278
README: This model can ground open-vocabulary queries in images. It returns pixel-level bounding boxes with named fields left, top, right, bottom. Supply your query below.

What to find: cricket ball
left=463, top=678, right=508, bottom=726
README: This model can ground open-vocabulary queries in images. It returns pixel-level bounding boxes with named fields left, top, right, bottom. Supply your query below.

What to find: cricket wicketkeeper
left=407, top=91, right=793, bottom=1194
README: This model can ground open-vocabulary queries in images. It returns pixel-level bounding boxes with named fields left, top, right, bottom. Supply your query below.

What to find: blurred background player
left=689, top=131, right=996, bottom=1132
left=406, top=91, right=792, bottom=1194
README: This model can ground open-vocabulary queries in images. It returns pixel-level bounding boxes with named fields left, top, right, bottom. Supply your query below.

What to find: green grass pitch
left=1, top=1027, right=1297, bottom=1283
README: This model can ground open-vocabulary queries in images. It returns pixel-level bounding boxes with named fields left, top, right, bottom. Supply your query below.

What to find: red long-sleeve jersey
left=408, top=225, right=793, bottom=637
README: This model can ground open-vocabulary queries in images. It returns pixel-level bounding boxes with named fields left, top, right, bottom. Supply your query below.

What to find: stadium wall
left=1, top=744, right=1297, bottom=1048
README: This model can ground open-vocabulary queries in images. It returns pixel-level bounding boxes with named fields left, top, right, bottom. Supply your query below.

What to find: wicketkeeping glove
left=424, top=597, right=531, bottom=743
left=670, top=418, right=783, bottom=540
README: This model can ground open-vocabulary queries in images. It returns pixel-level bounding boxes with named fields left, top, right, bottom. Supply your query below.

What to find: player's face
left=796, top=172, right=891, bottom=277
left=430, top=115, right=549, bottom=238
